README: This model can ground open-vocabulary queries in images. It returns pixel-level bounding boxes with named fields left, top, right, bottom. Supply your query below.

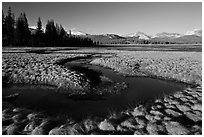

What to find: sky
left=2, top=2, right=202, bottom=35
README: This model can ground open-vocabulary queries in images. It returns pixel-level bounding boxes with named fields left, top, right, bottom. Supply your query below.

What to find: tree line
left=2, top=7, right=95, bottom=47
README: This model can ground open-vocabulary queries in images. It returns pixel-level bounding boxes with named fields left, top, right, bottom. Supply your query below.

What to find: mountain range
left=69, top=28, right=201, bottom=37
left=69, top=28, right=202, bottom=44
left=29, top=26, right=202, bottom=44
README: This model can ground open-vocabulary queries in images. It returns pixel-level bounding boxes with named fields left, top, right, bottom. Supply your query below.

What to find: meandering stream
left=2, top=56, right=188, bottom=120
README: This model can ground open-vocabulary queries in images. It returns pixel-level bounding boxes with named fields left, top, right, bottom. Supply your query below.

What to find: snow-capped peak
left=123, top=32, right=150, bottom=40
left=185, top=29, right=202, bottom=37
left=151, top=32, right=182, bottom=38
left=69, top=28, right=88, bottom=36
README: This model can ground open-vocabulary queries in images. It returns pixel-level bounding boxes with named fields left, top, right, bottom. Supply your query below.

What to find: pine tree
left=2, top=10, right=6, bottom=45
left=36, top=17, right=43, bottom=35
left=23, top=13, right=30, bottom=41
left=59, top=24, right=66, bottom=39
left=60, top=25, right=66, bottom=46
left=55, top=23, right=60, bottom=35
left=45, top=19, right=58, bottom=46
left=34, top=17, right=43, bottom=46
left=4, top=7, right=15, bottom=46
left=2, top=10, right=6, bottom=33
left=15, top=12, right=31, bottom=46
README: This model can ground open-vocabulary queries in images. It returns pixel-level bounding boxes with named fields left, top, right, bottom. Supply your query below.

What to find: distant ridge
left=185, top=29, right=202, bottom=37
left=29, top=26, right=202, bottom=44
left=123, top=32, right=150, bottom=40
left=151, top=32, right=182, bottom=38
left=69, top=28, right=89, bottom=36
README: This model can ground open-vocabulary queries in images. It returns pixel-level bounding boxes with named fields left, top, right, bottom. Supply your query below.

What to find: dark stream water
left=3, top=59, right=187, bottom=120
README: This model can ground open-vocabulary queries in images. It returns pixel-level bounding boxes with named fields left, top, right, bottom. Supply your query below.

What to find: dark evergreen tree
left=15, top=12, right=31, bottom=46
left=59, top=25, right=66, bottom=39
left=3, top=7, right=15, bottom=46
left=55, top=23, right=60, bottom=35
left=55, top=23, right=61, bottom=45
left=45, top=19, right=58, bottom=46
left=2, top=10, right=6, bottom=46
left=2, top=10, right=6, bottom=33
left=34, top=17, right=44, bottom=46
left=22, top=13, right=30, bottom=41
left=36, top=17, right=43, bottom=35
left=59, top=24, right=67, bottom=46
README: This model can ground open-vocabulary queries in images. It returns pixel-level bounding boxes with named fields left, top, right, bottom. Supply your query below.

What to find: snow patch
left=185, top=29, right=202, bottom=37
left=70, top=28, right=88, bottom=36
left=123, top=32, right=150, bottom=40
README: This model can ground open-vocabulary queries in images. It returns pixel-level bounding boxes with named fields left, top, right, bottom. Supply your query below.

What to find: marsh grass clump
left=91, top=51, right=201, bottom=86
left=2, top=53, right=92, bottom=94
